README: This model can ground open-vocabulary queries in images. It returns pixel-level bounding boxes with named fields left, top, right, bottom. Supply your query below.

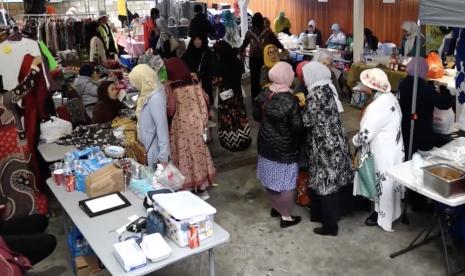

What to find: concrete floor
left=30, top=85, right=464, bottom=276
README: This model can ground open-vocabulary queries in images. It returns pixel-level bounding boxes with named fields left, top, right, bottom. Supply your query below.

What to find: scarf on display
left=402, top=21, right=420, bottom=56
left=128, top=64, right=161, bottom=120
left=268, top=62, right=294, bottom=93
left=303, top=61, right=344, bottom=113
left=406, top=56, right=429, bottom=79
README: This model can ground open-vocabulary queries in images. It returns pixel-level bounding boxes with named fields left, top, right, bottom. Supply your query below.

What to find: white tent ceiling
left=419, top=0, right=465, bottom=28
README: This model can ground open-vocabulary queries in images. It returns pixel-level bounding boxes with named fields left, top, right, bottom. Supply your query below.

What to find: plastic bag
left=154, top=163, right=185, bottom=191
left=432, top=107, right=455, bottom=134
left=426, top=52, right=445, bottom=79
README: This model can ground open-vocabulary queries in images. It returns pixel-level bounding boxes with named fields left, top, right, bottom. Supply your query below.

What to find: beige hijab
left=128, top=64, right=161, bottom=120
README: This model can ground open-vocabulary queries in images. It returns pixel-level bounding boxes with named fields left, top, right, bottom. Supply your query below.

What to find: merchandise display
left=2, top=0, right=465, bottom=275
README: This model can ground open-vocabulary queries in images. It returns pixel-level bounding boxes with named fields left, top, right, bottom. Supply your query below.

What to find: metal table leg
left=209, top=249, right=215, bottom=276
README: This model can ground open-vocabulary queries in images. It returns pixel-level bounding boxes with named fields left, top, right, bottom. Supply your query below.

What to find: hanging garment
left=0, top=38, right=42, bottom=90
left=353, top=93, right=405, bottom=232
left=218, top=92, right=251, bottom=152
left=0, top=68, right=41, bottom=220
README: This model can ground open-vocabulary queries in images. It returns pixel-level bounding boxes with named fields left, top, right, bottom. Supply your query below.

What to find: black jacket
left=189, top=13, right=214, bottom=39
left=398, top=76, right=452, bottom=157
left=257, top=91, right=303, bottom=163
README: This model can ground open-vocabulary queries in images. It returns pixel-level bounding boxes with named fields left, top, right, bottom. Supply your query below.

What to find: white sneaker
left=198, top=191, right=210, bottom=201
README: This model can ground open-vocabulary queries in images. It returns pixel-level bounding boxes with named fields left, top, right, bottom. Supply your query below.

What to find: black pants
left=310, top=189, right=340, bottom=231
left=1, top=215, right=56, bottom=265
left=249, top=56, right=264, bottom=106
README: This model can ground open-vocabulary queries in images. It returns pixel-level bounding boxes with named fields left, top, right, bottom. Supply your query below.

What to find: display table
left=347, top=62, right=407, bottom=92
left=386, top=160, right=465, bottom=275
left=47, top=178, right=230, bottom=276
left=116, top=33, right=145, bottom=57
left=38, top=143, right=76, bottom=163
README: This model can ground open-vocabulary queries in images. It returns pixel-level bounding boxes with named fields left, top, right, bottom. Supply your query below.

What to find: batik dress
left=353, top=92, right=405, bottom=232
left=303, top=84, right=354, bottom=196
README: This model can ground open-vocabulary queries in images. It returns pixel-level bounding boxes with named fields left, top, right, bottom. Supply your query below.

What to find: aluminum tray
left=423, top=163, right=465, bottom=198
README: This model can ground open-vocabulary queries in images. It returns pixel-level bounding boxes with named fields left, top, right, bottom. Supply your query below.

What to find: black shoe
left=280, top=216, right=302, bottom=228
left=365, top=212, right=378, bottom=226
left=313, top=226, right=338, bottom=236
left=270, top=208, right=280, bottom=218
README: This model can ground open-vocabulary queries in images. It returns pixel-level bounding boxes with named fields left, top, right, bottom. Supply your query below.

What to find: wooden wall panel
left=203, top=0, right=418, bottom=45
left=365, top=0, right=419, bottom=44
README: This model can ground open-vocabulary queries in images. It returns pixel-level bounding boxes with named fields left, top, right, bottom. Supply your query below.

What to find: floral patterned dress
left=303, top=84, right=354, bottom=196
left=170, top=83, right=216, bottom=190
left=353, top=92, right=405, bottom=232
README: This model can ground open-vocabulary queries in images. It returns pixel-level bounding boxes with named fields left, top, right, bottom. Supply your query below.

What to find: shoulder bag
left=354, top=146, right=377, bottom=200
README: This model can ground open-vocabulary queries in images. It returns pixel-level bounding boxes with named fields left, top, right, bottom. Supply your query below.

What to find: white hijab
left=402, top=21, right=420, bottom=55
left=303, top=62, right=344, bottom=113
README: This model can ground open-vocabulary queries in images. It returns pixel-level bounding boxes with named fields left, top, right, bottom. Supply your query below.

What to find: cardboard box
left=75, top=256, right=110, bottom=276
left=85, top=164, right=125, bottom=198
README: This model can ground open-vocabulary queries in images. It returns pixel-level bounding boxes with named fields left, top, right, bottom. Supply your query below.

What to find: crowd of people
left=0, top=2, right=455, bottom=271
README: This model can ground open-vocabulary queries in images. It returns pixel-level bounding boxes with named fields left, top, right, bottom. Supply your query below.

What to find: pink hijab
left=268, top=62, right=295, bottom=93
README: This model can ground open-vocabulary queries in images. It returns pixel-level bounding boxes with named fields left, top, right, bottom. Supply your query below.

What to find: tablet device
left=79, top=192, right=131, bottom=218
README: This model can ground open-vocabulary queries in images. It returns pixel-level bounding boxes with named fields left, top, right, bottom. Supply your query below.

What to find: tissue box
left=86, top=164, right=125, bottom=198
left=114, top=239, right=147, bottom=272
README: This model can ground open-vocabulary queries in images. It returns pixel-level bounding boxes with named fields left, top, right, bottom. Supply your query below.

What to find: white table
left=38, top=143, right=76, bottom=163
left=386, top=160, right=465, bottom=207
left=387, top=160, right=465, bottom=275
left=47, top=178, right=230, bottom=276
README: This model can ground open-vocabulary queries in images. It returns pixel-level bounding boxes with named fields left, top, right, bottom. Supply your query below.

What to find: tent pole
left=407, top=20, right=423, bottom=160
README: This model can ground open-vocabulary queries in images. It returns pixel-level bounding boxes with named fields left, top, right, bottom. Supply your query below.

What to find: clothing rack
left=17, top=13, right=95, bottom=19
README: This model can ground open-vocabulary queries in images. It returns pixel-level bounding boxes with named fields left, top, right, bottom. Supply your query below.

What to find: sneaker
left=197, top=191, right=210, bottom=201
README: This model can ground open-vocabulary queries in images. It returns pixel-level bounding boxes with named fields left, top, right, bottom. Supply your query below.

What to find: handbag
left=0, top=236, right=32, bottom=276
left=355, top=147, right=377, bottom=200
left=296, top=170, right=311, bottom=206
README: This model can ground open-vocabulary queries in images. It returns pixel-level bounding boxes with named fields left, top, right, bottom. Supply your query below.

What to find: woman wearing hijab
left=400, top=21, right=426, bottom=57
left=299, top=19, right=322, bottom=48
left=256, top=62, right=303, bottom=228
left=210, top=14, right=225, bottom=41
left=165, top=57, right=216, bottom=199
left=313, top=49, right=344, bottom=105
left=223, top=10, right=242, bottom=50
left=72, top=64, right=106, bottom=119
left=273, top=11, right=291, bottom=35
left=182, top=36, right=217, bottom=104
left=214, top=41, right=251, bottom=152
left=241, top=13, right=283, bottom=107
left=155, top=18, right=178, bottom=58
left=303, top=62, right=353, bottom=236
left=352, top=68, right=404, bottom=232
left=364, top=28, right=379, bottom=52
left=88, top=21, right=107, bottom=64
left=398, top=58, right=451, bottom=212
left=260, top=44, right=280, bottom=88
left=92, top=81, right=126, bottom=124
left=129, top=64, right=170, bottom=167
left=326, top=23, right=346, bottom=50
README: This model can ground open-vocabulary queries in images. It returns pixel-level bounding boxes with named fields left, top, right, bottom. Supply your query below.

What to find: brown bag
left=296, top=170, right=311, bottom=206
left=86, top=164, right=125, bottom=198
